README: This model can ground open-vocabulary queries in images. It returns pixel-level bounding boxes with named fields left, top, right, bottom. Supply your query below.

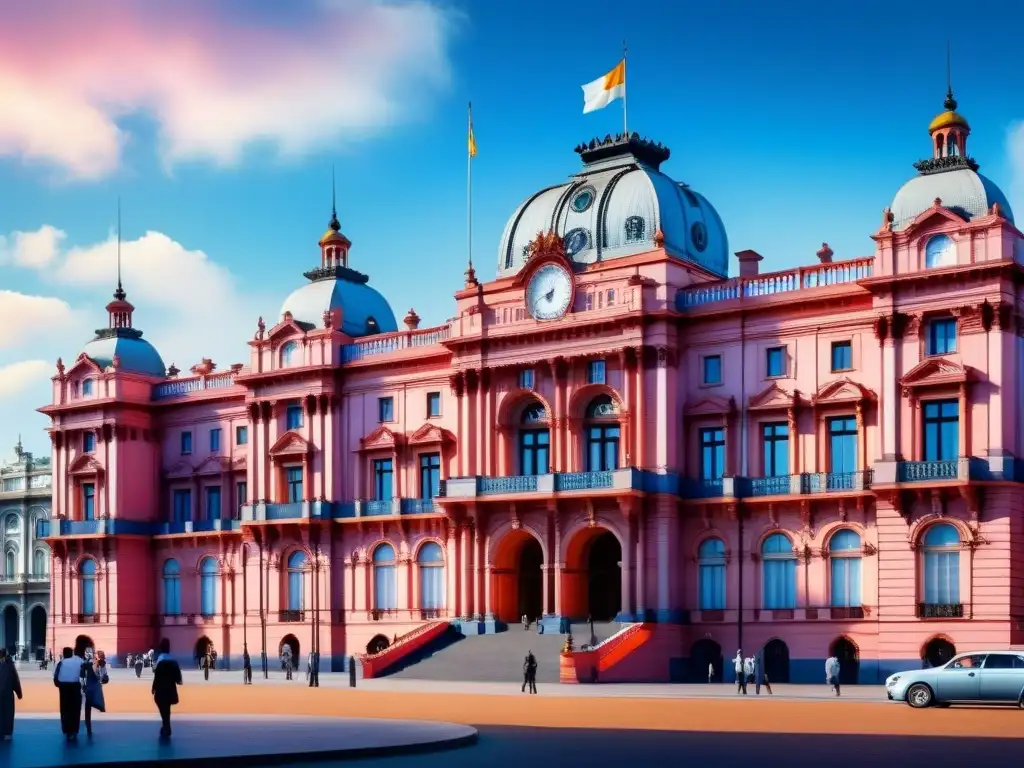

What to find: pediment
left=359, top=424, right=401, bottom=451
left=68, top=454, right=104, bottom=476
left=196, top=455, right=231, bottom=474
left=267, top=317, right=307, bottom=342
left=684, top=395, right=735, bottom=417
left=408, top=423, right=455, bottom=446
left=232, top=455, right=247, bottom=470
left=901, top=357, right=969, bottom=390
left=905, top=205, right=967, bottom=237
left=811, top=378, right=875, bottom=406
left=67, top=354, right=104, bottom=377
left=164, top=459, right=195, bottom=479
left=269, top=430, right=312, bottom=456
left=748, top=383, right=800, bottom=411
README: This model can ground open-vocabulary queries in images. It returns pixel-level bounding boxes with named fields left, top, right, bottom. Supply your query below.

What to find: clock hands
left=544, top=287, right=555, bottom=302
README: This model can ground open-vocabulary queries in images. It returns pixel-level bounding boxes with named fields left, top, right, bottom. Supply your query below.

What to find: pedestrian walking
left=826, top=655, right=841, bottom=697
left=707, top=662, right=714, bottom=683
left=242, top=646, right=252, bottom=685
left=0, top=648, right=23, bottom=740
left=201, top=652, right=210, bottom=681
left=733, top=651, right=746, bottom=694
left=81, top=650, right=109, bottom=737
left=152, top=639, right=183, bottom=739
left=522, top=651, right=538, bottom=694
left=53, top=646, right=86, bottom=741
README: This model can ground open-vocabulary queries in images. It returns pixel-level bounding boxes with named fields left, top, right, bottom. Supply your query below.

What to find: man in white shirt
left=53, top=646, right=86, bottom=740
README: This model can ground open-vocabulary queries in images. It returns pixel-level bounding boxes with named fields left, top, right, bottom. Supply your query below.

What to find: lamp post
left=259, top=540, right=268, bottom=679
left=309, top=542, right=321, bottom=687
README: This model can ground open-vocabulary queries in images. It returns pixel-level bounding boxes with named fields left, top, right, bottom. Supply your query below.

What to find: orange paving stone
left=14, top=680, right=1023, bottom=738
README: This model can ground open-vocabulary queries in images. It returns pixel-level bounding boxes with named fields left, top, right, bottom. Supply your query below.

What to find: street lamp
left=259, top=539, right=268, bottom=679
left=309, top=542, right=321, bottom=687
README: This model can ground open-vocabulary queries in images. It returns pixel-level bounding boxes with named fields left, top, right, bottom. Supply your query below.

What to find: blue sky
left=2, top=0, right=1023, bottom=455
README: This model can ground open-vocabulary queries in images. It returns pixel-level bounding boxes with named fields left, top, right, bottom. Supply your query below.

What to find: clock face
left=526, top=264, right=572, bottom=321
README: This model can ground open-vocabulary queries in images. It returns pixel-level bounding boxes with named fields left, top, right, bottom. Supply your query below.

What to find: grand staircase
left=384, top=621, right=620, bottom=683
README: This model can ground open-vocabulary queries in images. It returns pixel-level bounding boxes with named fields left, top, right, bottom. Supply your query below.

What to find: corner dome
left=928, top=111, right=969, bottom=133
left=279, top=267, right=398, bottom=338
left=80, top=333, right=166, bottom=378
left=497, top=134, right=728, bottom=278
left=890, top=168, right=1013, bottom=232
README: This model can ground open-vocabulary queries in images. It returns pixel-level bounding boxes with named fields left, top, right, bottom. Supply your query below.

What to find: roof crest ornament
left=574, top=133, right=670, bottom=169
left=944, top=40, right=957, bottom=112
left=114, top=197, right=126, bottom=301
left=329, top=165, right=340, bottom=233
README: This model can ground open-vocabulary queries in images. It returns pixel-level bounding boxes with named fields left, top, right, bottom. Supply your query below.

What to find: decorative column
left=635, top=511, right=646, bottom=619
left=221, top=468, right=231, bottom=520
left=460, top=523, right=472, bottom=617
left=552, top=517, right=562, bottom=616
left=958, top=382, right=969, bottom=456
left=471, top=370, right=483, bottom=475
left=483, top=531, right=493, bottom=617
left=446, top=523, right=458, bottom=616
left=247, top=403, right=259, bottom=504
left=788, top=406, right=799, bottom=474
left=450, top=374, right=466, bottom=477
left=618, top=349, right=633, bottom=464
left=908, top=394, right=919, bottom=461
left=620, top=511, right=635, bottom=620
left=192, top=473, right=202, bottom=521
left=855, top=401, right=866, bottom=472
left=634, top=347, right=646, bottom=467
left=261, top=402, right=273, bottom=502
left=102, top=426, right=111, bottom=518
left=472, top=525, right=483, bottom=619
left=653, top=497, right=677, bottom=621
left=397, top=554, right=411, bottom=612
left=876, top=314, right=905, bottom=460
left=392, top=443, right=401, bottom=500
left=655, top=347, right=669, bottom=469
left=302, top=455, right=312, bottom=502
left=558, top=360, right=570, bottom=472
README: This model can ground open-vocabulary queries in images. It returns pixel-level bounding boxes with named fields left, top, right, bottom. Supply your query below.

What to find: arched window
left=519, top=402, right=550, bottom=475
left=5, top=516, right=18, bottom=534
left=280, top=341, right=298, bottom=367
left=163, top=559, right=181, bottom=616
left=585, top=395, right=620, bottom=472
left=624, top=216, right=646, bottom=243
left=925, top=234, right=956, bottom=269
left=697, top=537, right=726, bottom=611
left=199, top=557, right=218, bottom=617
left=828, top=529, right=862, bottom=608
left=761, top=534, right=796, bottom=610
left=33, top=549, right=45, bottom=576
left=922, top=524, right=961, bottom=606
left=373, top=544, right=397, bottom=611
left=287, top=550, right=307, bottom=612
left=80, top=558, right=97, bottom=616
left=4, top=551, right=14, bottom=577
left=417, top=542, right=445, bottom=611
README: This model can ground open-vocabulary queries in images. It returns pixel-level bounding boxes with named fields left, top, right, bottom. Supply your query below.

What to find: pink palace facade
left=39, top=89, right=1024, bottom=684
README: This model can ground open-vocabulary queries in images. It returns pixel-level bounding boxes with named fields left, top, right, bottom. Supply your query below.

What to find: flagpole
left=467, top=101, right=473, bottom=276
left=622, top=40, right=628, bottom=137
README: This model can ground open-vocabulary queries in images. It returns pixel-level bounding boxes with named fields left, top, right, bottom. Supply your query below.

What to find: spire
left=943, top=40, right=957, bottom=111
left=113, top=197, right=126, bottom=301
left=328, top=165, right=340, bottom=233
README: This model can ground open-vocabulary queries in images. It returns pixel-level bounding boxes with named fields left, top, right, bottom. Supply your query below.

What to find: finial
left=328, top=166, right=340, bottom=232
left=113, top=197, right=126, bottom=301
left=14, top=435, right=22, bottom=457
left=943, top=41, right=957, bottom=111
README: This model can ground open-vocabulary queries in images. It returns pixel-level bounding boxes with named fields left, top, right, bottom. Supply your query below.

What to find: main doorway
left=586, top=531, right=622, bottom=621
left=923, top=637, right=955, bottom=668
left=762, top=638, right=790, bottom=683
left=2, top=606, right=17, bottom=655
left=30, top=606, right=46, bottom=658
left=690, top=638, right=724, bottom=683
left=831, top=636, right=860, bottom=685
left=517, top=538, right=544, bottom=622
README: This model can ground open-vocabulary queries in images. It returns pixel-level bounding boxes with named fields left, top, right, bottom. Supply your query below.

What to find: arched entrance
left=366, top=634, right=389, bottom=655
left=831, top=636, right=860, bottom=685
left=690, top=638, right=724, bottom=683
left=194, top=635, right=212, bottom=662
left=563, top=527, right=622, bottom=621
left=2, top=606, right=17, bottom=655
left=762, top=638, right=790, bottom=684
left=923, top=636, right=955, bottom=667
left=30, top=606, right=46, bottom=658
left=491, top=530, right=544, bottom=623
left=279, top=634, right=299, bottom=662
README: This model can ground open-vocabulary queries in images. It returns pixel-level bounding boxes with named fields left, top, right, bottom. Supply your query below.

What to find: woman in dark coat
left=0, top=649, right=23, bottom=739
left=151, top=639, right=182, bottom=738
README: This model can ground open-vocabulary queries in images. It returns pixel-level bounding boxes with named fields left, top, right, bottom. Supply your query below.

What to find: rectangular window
left=83, top=432, right=95, bottom=453
left=761, top=422, right=789, bottom=477
left=377, top=397, right=394, bottom=423
left=702, top=355, right=722, bottom=385
left=766, top=347, right=785, bottom=378
left=209, top=428, right=221, bottom=453
left=286, top=467, right=303, bottom=503
left=831, top=341, right=853, bottom=372
left=586, top=425, right=620, bottom=472
left=180, top=431, right=192, bottom=455
left=426, top=392, right=441, bottom=418
left=205, top=486, right=222, bottom=520
left=519, top=369, right=535, bottom=390
left=82, top=483, right=96, bottom=521
left=922, top=399, right=959, bottom=461
left=927, top=318, right=957, bottom=356
left=587, top=359, right=606, bottom=385
left=235, top=425, right=248, bottom=445
left=519, top=430, right=550, bottom=475
left=81, top=379, right=94, bottom=396
left=236, top=482, right=247, bottom=516
left=286, top=404, right=303, bottom=430
left=419, top=453, right=441, bottom=499
left=172, top=489, right=191, bottom=523
left=831, top=557, right=862, bottom=608
left=373, top=459, right=393, bottom=500
left=699, top=428, right=726, bottom=480
left=827, top=417, right=858, bottom=474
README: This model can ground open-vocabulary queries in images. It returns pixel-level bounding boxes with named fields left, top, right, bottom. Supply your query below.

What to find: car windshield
left=948, top=654, right=986, bottom=669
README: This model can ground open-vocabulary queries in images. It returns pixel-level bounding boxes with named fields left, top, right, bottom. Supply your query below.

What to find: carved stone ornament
left=255, top=317, right=266, bottom=340
left=526, top=230, right=567, bottom=263
left=56, top=357, right=65, bottom=376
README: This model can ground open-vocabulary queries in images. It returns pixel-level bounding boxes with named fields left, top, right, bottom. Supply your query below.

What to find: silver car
left=886, top=651, right=1024, bottom=708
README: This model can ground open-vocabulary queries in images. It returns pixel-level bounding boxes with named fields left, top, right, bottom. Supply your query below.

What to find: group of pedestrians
left=732, top=651, right=773, bottom=695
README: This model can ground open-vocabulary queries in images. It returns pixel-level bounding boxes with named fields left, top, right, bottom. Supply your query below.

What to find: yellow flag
left=468, top=108, right=477, bottom=158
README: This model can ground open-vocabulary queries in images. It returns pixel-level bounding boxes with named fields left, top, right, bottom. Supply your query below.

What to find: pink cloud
left=0, top=0, right=454, bottom=180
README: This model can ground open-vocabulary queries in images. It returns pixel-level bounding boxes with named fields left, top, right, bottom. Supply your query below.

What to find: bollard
left=349, top=656, right=357, bottom=688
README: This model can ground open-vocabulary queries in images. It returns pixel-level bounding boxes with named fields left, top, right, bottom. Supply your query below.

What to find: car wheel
left=907, top=683, right=933, bottom=708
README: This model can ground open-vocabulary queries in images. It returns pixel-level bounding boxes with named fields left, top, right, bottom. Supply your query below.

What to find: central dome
left=497, top=134, right=728, bottom=278
left=279, top=266, right=397, bottom=338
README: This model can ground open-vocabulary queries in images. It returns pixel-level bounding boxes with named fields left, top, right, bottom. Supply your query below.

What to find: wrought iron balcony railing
left=278, top=610, right=305, bottom=623
left=917, top=602, right=964, bottom=619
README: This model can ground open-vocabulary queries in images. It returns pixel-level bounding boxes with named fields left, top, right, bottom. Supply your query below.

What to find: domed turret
left=497, top=133, right=729, bottom=278
left=279, top=181, right=397, bottom=337
left=889, top=70, right=1013, bottom=232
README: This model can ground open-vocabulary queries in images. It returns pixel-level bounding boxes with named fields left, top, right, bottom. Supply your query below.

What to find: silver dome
left=279, top=274, right=398, bottom=338
left=890, top=168, right=1013, bottom=232
left=81, top=334, right=166, bottom=378
left=497, top=135, right=728, bottom=278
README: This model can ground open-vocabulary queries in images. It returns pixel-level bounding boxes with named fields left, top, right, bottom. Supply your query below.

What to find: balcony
left=554, top=471, right=614, bottom=492
left=152, top=371, right=238, bottom=401
left=803, top=471, right=872, bottom=493
left=400, top=499, right=435, bottom=514
left=443, top=468, right=647, bottom=500
left=898, top=460, right=961, bottom=483
left=73, top=614, right=101, bottom=624
left=340, top=326, right=450, bottom=363
left=829, top=606, right=866, bottom=620
left=278, top=610, right=305, bottom=623
left=917, top=602, right=965, bottom=619
left=266, top=502, right=304, bottom=520
left=747, top=475, right=798, bottom=497
left=157, top=519, right=242, bottom=535
left=480, top=475, right=537, bottom=495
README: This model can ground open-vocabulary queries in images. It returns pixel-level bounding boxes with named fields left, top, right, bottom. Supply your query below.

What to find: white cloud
left=0, top=1, right=454, bottom=180
left=0, top=291, right=77, bottom=350
left=0, top=360, right=51, bottom=398
left=0, top=225, right=66, bottom=267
